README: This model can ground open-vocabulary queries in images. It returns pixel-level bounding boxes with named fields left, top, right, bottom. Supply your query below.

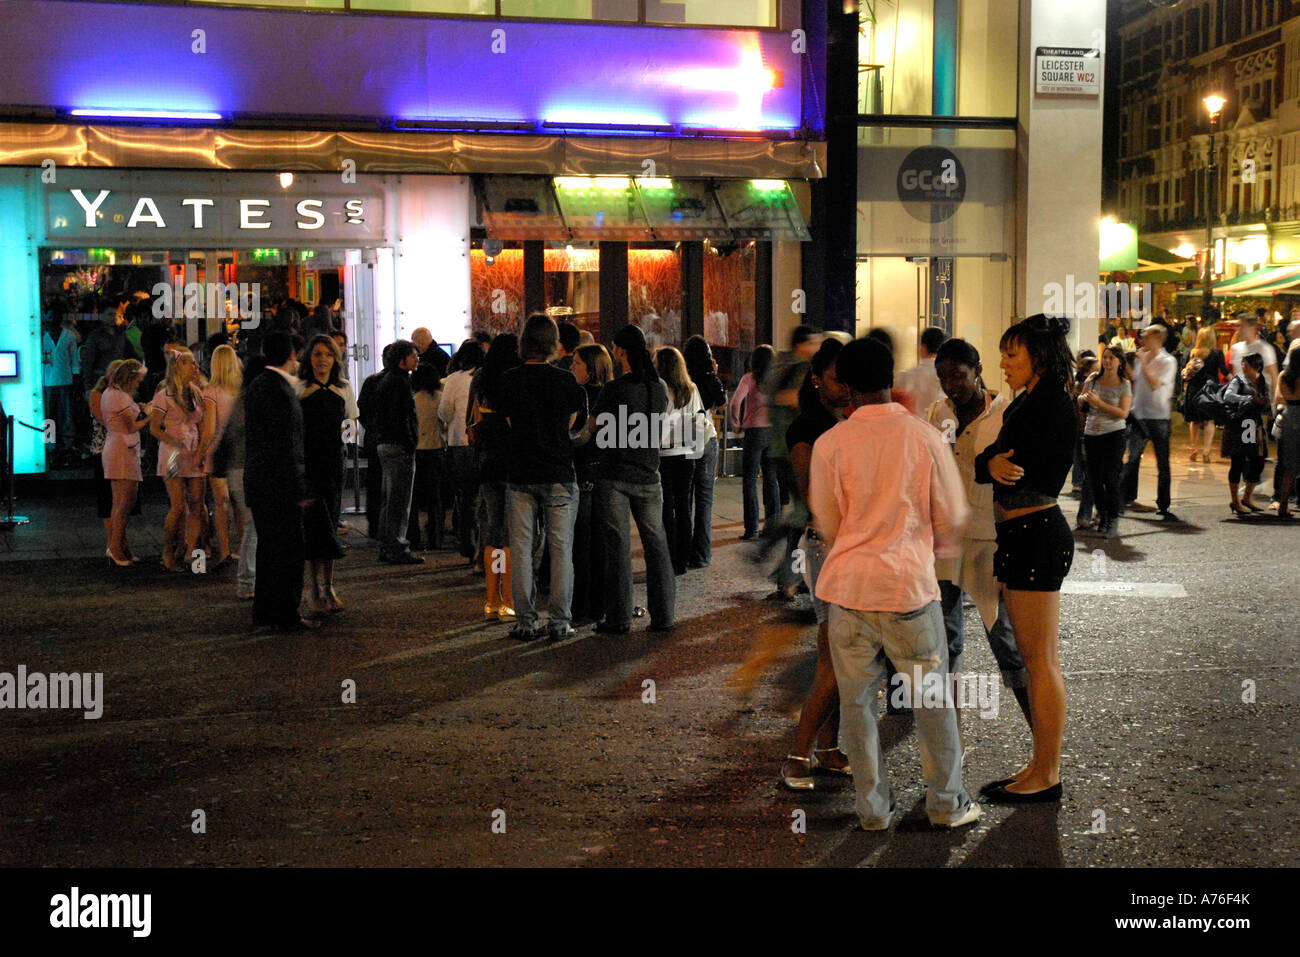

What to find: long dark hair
left=476, top=333, right=519, bottom=408
left=1001, top=314, right=1074, bottom=393
left=683, top=335, right=716, bottom=384
left=613, top=325, right=659, bottom=384
left=448, top=338, right=485, bottom=374
left=749, top=344, right=774, bottom=382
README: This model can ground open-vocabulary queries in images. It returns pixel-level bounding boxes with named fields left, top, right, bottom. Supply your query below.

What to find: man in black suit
left=244, top=332, right=320, bottom=632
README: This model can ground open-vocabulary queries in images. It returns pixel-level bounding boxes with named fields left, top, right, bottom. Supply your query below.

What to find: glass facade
left=96, top=0, right=776, bottom=26
left=859, top=0, right=1017, bottom=117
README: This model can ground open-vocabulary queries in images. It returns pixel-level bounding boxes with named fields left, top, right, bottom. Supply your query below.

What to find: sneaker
left=859, top=801, right=897, bottom=831
left=933, top=801, right=982, bottom=829
left=546, top=624, right=576, bottom=642
left=506, top=624, right=540, bottom=642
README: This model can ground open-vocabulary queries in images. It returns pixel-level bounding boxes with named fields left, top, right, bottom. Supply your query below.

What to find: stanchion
left=1, top=412, right=32, bottom=530
left=341, top=439, right=365, bottom=516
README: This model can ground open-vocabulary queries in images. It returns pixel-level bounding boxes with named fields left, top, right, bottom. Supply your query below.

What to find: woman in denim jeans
left=729, top=345, right=778, bottom=540
left=580, top=325, right=676, bottom=634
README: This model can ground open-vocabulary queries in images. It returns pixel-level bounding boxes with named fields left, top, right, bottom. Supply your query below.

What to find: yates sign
left=47, top=186, right=382, bottom=243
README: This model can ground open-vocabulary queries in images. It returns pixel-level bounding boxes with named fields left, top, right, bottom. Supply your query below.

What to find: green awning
left=1176, top=263, right=1300, bottom=298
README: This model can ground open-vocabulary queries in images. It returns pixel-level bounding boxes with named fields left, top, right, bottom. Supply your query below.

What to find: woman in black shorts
left=974, top=314, right=1077, bottom=803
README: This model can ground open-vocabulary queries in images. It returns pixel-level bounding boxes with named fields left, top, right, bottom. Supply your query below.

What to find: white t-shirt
left=1131, top=350, right=1176, bottom=420
left=1227, top=338, right=1277, bottom=377
left=896, top=357, right=944, bottom=416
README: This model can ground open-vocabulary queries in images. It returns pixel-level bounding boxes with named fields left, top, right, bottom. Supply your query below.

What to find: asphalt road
left=0, top=468, right=1296, bottom=868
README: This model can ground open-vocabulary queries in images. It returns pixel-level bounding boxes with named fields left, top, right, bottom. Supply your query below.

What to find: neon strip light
left=69, top=109, right=225, bottom=121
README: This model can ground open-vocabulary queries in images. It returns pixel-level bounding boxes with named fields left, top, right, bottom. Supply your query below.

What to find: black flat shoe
left=981, top=782, right=1063, bottom=804
left=594, top=621, right=631, bottom=635
left=979, top=776, right=1018, bottom=794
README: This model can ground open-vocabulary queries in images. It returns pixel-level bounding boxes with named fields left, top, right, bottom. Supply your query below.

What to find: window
left=645, top=0, right=776, bottom=28
left=353, top=0, right=495, bottom=13
left=499, top=0, right=637, bottom=21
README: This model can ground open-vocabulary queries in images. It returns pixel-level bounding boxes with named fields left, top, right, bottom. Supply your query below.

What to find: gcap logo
left=897, top=147, right=965, bottom=223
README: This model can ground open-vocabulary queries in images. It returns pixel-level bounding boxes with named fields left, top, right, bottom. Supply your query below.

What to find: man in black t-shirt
left=499, top=315, right=587, bottom=641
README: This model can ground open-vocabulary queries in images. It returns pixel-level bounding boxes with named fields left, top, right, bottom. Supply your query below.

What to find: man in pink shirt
left=809, top=337, right=979, bottom=830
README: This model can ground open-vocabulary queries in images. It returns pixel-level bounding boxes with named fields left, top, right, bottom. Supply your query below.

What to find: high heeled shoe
left=106, top=549, right=132, bottom=568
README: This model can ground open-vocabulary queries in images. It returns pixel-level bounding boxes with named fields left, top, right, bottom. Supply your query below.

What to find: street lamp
left=1203, top=93, right=1226, bottom=320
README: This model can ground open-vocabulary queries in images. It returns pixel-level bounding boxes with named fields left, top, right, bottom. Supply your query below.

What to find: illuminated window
left=498, top=0, right=638, bottom=21
left=645, top=0, right=776, bottom=28
left=352, top=0, right=495, bottom=13
left=187, top=0, right=346, bottom=8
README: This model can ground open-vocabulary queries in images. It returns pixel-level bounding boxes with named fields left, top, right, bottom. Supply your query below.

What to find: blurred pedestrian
left=729, top=344, right=778, bottom=540
left=683, top=335, right=724, bottom=569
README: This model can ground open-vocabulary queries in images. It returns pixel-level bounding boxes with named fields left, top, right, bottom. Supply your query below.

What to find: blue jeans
left=507, top=482, right=579, bottom=630
left=741, top=428, right=778, bottom=536
left=595, top=479, right=676, bottom=628
left=938, top=579, right=1027, bottom=689
left=376, top=443, right=415, bottom=554
left=828, top=602, right=972, bottom=827
left=1121, top=417, right=1171, bottom=511
left=690, top=435, right=718, bottom=566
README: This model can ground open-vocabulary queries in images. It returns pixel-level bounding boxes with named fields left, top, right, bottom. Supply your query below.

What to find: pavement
left=0, top=428, right=1297, bottom=867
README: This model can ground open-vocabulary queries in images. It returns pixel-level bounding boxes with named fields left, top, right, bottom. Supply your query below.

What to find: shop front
left=856, top=126, right=1016, bottom=390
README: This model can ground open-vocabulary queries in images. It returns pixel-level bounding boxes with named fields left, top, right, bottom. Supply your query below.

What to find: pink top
left=809, top=403, right=969, bottom=613
left=202, top=385, right=237, bottom=474
left=100, top=387, right=143, bottom=481
left=729, top=372, right=769, bottom=430
left=152, top=385, right=210, bottom=478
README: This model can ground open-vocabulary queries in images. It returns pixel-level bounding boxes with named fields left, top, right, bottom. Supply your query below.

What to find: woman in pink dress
left=100, top=359, right=151, bottom=566
left=203, top=345, right=243, bottom=566
left=149, top=348, right=216, bottom=571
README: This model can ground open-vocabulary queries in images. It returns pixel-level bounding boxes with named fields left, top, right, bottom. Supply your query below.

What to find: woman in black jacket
left=683, top=335, right=724, bottom=568
left=973, top=314, right=1077, bottom=804
left=1222, top=352, right=1270, bottom=515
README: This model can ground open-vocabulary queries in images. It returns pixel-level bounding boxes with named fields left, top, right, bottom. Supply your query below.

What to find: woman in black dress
left=300, top=334, right=348, bottom=614
left=1182, top=325, right=1227, bottom=463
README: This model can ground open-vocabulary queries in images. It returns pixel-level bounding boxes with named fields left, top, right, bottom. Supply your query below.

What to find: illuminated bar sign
left=45, top=171, right=384, bottom=244
left=0, top=1, right=804, bottom=134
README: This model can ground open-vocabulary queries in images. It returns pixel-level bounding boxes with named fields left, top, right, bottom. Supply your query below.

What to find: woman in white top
left=655, top=347, right=705, bottom=576
left=438, top=339, right=486, bottom=560
left=928, top=339, right=1033, bottom=732
left=410, top=362, right=447, bottom=550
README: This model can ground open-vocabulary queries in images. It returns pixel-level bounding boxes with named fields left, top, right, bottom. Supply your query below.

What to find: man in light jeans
left=1122, top=324, right=1178, bottom=519
left=809, top=337, right=978, bottom=830
left=500, top=315, right=588, bottom=641
left=507, top=482, right=579, bottom=637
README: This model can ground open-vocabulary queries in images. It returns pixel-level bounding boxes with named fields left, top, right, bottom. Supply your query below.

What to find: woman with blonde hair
left=654, top=346, right=703, bottom=576
left=1182, top=325, right=1227, bottom=462
left=203, top=344, right=243, bottom=566
left=149, top=348, right=216, bottom=571
left=101, top=360, right=151, bottom=565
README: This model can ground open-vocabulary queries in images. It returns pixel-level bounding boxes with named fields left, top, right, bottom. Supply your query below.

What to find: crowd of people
left=1072, top=306, right=1300, bottom=526
left=71, top=295, right=1299, bottom=830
